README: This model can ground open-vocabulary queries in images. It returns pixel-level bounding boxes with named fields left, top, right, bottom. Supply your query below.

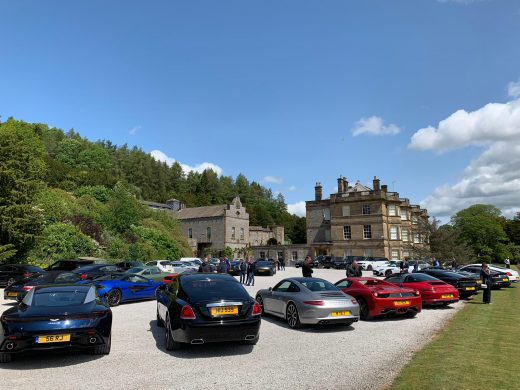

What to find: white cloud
left=263, top=176, right=283, bottom=184
left=288, top=185, right=297, bottom=192
left=508, top=79, right=520, bottom=98
left=351, top=116, right=401, bottom=137
left=411, top=87, right=520, bottom=218
left=287, top=201, right=306, bottom=217
left=150, top=149, right=224, bottom=176
left=129, top=125, right=141, bottom=135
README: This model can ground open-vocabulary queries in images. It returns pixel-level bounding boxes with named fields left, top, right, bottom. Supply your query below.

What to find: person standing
left=217, top=258, right=227, bottom=274
left=198, top=258, right=215, bottom=273
left=246, top=258, right=256, bottom=286
left=239, top=259, right=247, bottom=284
left=280, top=256, right=285, bottom=271
left=302, top=256, right=313, bottom=278
left=481, top=263, right=492, bottom=304
left=413, top=260, right=419, bottom=273
left=347, top=260, right=362, bottom=277
left=432, top=258, right=440, bottom=267
left=505, top=258, right=511, bottom=269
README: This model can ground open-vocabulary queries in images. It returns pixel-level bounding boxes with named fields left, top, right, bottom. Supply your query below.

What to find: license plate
left=36, top=334, right=71, bottom=344
left=441, top=294, right=454, bottom=299
left=331, top=311, right=351, bottom=317
left=465, top=287, right=475, bottom=291
left=7, top=292, right=18, bottom=297
left=393, top=300, right=410, bottom=306
left=503, top=278, right=509, bottom=282
left=210, top=306, right=238, bottom=316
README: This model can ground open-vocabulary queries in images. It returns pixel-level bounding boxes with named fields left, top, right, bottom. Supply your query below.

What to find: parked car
left=457, top=264, right=518, bottom=285
left=169, top=261, right=195, bottom=273
left=489, top=264, right=519, bottom=283
left=115, top=261, right=144, bottom=271
left=94, top=274, right=163, bottom=307
left=125, top=266, right=171, bottom=282
left=385, top=273, right=459, bottom=306
left=415, top=269, right=479, bottom=298
left=228, top=260, right=242, bottom=276
left=0, top=264, right=46, bottom=287
left=0, top=284, right=112, bottom=363
left=256, top=278, right=359, bottom=328
left=180, top=257, right=202, bottom=266
left=335, top=277, right=422, bottom=320
left=314, top=255, right=344, bottom=269
left=45, top=259, right=96, bottom=272
left=72, top=264, right=124, bottom=280
left=156, top=273, right=261, bottom=349
left=145, top=260, right=174, bottom=272
left=3, top=272, right=83, bottom=302
left=255, top=260, right=277, bottom=276
left=357, top=257, right=389, bottom=271
left=372, top=261, right=401, bottom=277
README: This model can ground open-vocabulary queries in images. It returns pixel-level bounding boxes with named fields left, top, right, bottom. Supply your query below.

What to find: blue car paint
left=93, top=274, right=163, bottom=304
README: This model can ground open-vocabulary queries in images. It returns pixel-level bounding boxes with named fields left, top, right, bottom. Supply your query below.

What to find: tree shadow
left=0, top=349, right=104, bottom=370
left=148, top=320, right=255, bottom=358
left=260, top=314, right=356, bottom=333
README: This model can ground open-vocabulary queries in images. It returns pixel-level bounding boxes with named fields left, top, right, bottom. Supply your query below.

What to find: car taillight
left=252, top=302, right=262, bottom=316
left=303, top=300, right=324, bottom=306
left=507, top=272, right=512, bottom=276
left=180, top=305, right=196, bottom=319
left=80, top=274, right=88, bottom=280
left=23, top=273, right=33, bottom=278
left=22, top=286, right=35, bottom=292
left=351, top=299, right=357, bottom=305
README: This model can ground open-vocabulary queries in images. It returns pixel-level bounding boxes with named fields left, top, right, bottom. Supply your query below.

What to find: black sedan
left=416, top=269, right=479, bottom=298
left=455, top=265, right=511, bottom=289
left=156, top=274, right=261, bottom=350
left=72, top=264, right=125, bottom=281
left=0, top=264, right=45, bottom=287
left=0, top=284, right=112, bottom=363
left=3, top=272, right=82, bottom=302
left=255, top=260, right=276, bottom=276
left=228, top=261, right=242, bottom=276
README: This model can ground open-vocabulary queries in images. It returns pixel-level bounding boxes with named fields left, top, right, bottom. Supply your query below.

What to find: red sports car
left=384, top=273, right=459, bottom=306
left=335, top=277, right=422, bottom=320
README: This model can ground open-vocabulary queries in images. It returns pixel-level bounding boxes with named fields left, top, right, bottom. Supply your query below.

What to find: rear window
left=54, top=273, right=81, bottom=283
left=23, top=265, right=44, bottom=273
left=406, top=274, right=438, bottom=282
left=28, top=288, right=92, bottom=307
left=181, top=278, right=249, bottom=300
left=300, top=280, right=339, bottom=292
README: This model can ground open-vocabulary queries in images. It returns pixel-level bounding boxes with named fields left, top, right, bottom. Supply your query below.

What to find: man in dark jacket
left=246, top=258, right=256, bottom=286
left=217, top=259, right=228, bottom=274
left=346, top=260, right=362, bottom=277
left=239, top=259, right=247, bottom=284
left=302, top=256, right=313, bottom=278
left=198, top=258, right=216, bottom=273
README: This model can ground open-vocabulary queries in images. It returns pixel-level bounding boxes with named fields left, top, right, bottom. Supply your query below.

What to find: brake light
left=23, top=273, right=33, bottom=278
left=507, top=272, right=512, bottom=276
left=180, top=305, right=196, bottom=319
left=22, top=286, right=35, bottom=292
left=80, top=274, right=88, bottom=280
left=252, top=302, right=262, bottom=316
left=303, top=300, right=324, bottom=306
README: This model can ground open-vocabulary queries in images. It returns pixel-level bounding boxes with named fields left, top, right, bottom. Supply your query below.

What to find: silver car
left=256, top=277, right=360, bottom=329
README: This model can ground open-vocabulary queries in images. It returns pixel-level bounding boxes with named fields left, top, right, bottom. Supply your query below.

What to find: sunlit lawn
left=390, top=266, right=520, bottom=390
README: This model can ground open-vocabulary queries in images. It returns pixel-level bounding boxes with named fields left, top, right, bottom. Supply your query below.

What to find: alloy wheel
left=286, top=304, right=300, bottom=328
left=107, top=290, right=121, bottom=307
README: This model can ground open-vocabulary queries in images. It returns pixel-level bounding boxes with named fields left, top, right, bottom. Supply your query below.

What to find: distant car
left=372, top=261, right=401, bottom=277
left=45, top=259, right=95, bottom=272
left=0, top=264, right=46, bottom=287
left=156, top=273, right=261, bottom=349
left=94, top=274, right=163, bottom=307
left=3, top=272, right=83, bottom=302
left=115, top=261, right=144, bottom=271
left=228, top=261, right=242, bottom=276
left=72, top=264, right=124, bottom=280
left=0, top=284, right=112, bottom=363
left=489, top=264, right=519, bottom=283
left=357, top=257, right=389, bottom=271
left=335, top=277, right=422, bottom=320
left=125, top=266, right=172, bottom=282
left=385, top=273, right=459, bottom=306
left=180, top=257, right=202, bottom=266
left=256, top=277, right=359, bottom=328
left=415, top=269, right=479, bottom=298
left=295, top=260, right=312, bottom=268
left=168, top=261, right=195, bottom=273
left=145, top=260, right=174, bottom=272
left=255, top=260, right=277, bottom=276
left=457, top=264, right=515, bottom=286
left=314, top=255, right=343, bottom=269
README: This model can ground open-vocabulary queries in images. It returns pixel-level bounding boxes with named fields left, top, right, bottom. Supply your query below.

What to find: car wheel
left=6, top=278, right=15, bottom=287
left=165, top=316, right=182, bottom=351
left=286, top=303, right=302, bottom=329
left=92, top=334, right=111, bottom=355
left=107, top=289, right=122, bottom=307
left=385, top=270, right=393, bottom=277
left=367, top=265, right=373, bottom=271
left=0, top=352, right=13, bottom=363
left=156, top=307, right=164, bottom=327
left=406, top=311, right=418, bottom=318
left=255, top=295, right=265, bottom=315
left=357, top=297, right=370, bottom=320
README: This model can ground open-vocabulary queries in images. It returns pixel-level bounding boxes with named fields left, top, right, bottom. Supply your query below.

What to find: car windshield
left=181, top=278, right=248, bottom=300
left=28, top=288, right=91, bottom=306
left=127, top=267, right=144, bottom=273
left=406, top=274, right=439, bottom=282
left=54, top=273, right=81, bottom=283
left=300, top=280, right=339, bottom=292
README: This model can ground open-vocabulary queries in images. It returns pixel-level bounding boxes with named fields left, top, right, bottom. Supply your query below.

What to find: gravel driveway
left=0, top=268, right=464, bottom=390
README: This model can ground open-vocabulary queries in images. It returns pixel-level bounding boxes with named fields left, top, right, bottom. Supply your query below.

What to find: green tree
left=105, top=182, right=141, bottom=234
left=0, top=244, right=17, bottom=263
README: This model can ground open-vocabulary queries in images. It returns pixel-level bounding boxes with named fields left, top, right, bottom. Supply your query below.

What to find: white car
left=373, top=260, right=429, bottom=277
left=145, top=260, right=173, bottom=272
left=180, top=257, right=202, bottom=266
left=357, top=259, right=389, bottom=271
left=173, top=261, right=198, bottom=271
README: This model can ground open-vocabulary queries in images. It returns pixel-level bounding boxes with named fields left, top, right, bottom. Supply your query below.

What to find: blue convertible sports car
left=93, top=274, right=163, bottom=307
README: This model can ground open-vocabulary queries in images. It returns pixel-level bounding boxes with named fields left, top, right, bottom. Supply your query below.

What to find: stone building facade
left=249, top=226, right=285, bottom=246
left=252, top=244, right=310, bottom=265
left=306, top=177, right=429, bottom=260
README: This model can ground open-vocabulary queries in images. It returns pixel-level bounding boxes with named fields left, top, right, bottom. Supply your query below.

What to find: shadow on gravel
left=423, top=305, right=456, bottom=311
left=260, top=315, right=356, bottom=333
left=0, top=350, right=104, bottom=370
left=148, top=320, right=254, bottom=358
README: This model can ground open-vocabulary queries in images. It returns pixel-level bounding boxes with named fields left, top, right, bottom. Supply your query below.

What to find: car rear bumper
left=172, top=318, right=261, bottom=344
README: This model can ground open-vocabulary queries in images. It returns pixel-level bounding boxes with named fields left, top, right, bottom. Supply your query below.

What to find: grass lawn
left=390, top=267, right=520, bottom=390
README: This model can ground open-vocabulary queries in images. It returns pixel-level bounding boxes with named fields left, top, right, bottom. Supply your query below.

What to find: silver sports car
left=255, top=277, right=360, bottom=329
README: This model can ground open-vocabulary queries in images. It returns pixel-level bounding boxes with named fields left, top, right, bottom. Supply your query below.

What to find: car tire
left=406, top=311, right=418, bottom=318
left=0, top=352, right=13, bottom=363
left=92, top=334, right=111, bottom=355
left=242, top=335, right=259, bottom=345
left=165, top=316, right=182, bottom=351
left=255, top=295, right=265, bottom=315
left=286, top=303, right=302, bottom=329
left=156, top=308, right=164, bottom=327
left=357, top=297, right=370, bottom=320
left=106, top=289, right=122, bottom=307
left=385, top=270, right=393, bottom=277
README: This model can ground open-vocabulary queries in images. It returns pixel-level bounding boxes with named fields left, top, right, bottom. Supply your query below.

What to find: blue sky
left=1, top=0, right=520, bottom=220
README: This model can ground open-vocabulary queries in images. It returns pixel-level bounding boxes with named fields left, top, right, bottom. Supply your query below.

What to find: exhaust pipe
left=191, top=339, right=204, bottom=345
left=6, top=342, right=15, bottom=350
left=88, top=337, right=97, bottom=344
left=244, top=335, right=256, bottom=341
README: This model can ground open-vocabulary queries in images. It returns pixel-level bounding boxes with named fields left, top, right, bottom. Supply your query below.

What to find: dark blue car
left=0, top=284, right=112, bottom=363
left=93, top=274, right=163, bottom=306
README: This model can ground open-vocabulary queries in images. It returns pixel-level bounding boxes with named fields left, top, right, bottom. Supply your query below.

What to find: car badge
left=49, top=318, right=60, bottom=322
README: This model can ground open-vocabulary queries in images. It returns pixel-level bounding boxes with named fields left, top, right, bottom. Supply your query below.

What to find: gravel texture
left=0, top=268, right=465, bottom=390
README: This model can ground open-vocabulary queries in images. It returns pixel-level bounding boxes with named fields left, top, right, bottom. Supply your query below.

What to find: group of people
left=238, top=258, right=257, bottom=286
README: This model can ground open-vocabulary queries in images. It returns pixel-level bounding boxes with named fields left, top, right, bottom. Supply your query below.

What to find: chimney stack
left=337, top=177, right=345, bottom=194
left=315, top=182, right=322, bottom=201
left=373, top=176, right=380, bottom=191
left=381, top=184, right=388, bottom=193
left=342, top=177, right=348, bottom=192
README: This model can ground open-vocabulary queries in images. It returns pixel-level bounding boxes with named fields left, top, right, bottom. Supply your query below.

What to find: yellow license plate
left=36, top=334, right=71, bottom=344
left=503, top=278, right=509, bottom=282
left=465, top=287, right=475, bottom=291
left=210, top=306, right=239, bottom=316
left=394, top=300, right=410, bottom=306
left=7, top=292, right=18, bottom=297
left=441, top=294, right=454, bottom=299
left=331, top=311, right=351, bottom=317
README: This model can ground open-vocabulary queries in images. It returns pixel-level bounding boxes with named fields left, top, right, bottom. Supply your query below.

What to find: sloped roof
left=347, top=181, right=372, bottom=192
left=175, top=204, right=227, bottom=220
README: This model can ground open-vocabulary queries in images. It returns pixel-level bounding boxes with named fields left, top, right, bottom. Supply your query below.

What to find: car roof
left=179, top=273, right=236, bottom=282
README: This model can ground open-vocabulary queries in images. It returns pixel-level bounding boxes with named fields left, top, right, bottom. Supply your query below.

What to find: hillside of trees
left=0, top=118, right=306, bottom=264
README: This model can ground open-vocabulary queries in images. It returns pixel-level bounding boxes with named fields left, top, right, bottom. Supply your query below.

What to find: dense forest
left=0, top=118, right=306, bottom=265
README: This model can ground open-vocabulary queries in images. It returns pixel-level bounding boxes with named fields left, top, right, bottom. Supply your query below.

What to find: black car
left=3, top=272, right=82, bottom=302
left=455, top=265, right=511, bottom=289
left=0, top=284, right=112, bottom=363
left=0, top=264, right=46, bottom=287
left=156, top=274, right=261, bottom=350
left=46, top=259, right=96, bottom=272
left=416, top=269, right=479, bottom=298
left=228, top=261, right=242, bottom=276
left=72, top=264, right=124, bottom=281
left=255, top=260, right=277, bottom=276
left=115, top=261, right=144, bottom=271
